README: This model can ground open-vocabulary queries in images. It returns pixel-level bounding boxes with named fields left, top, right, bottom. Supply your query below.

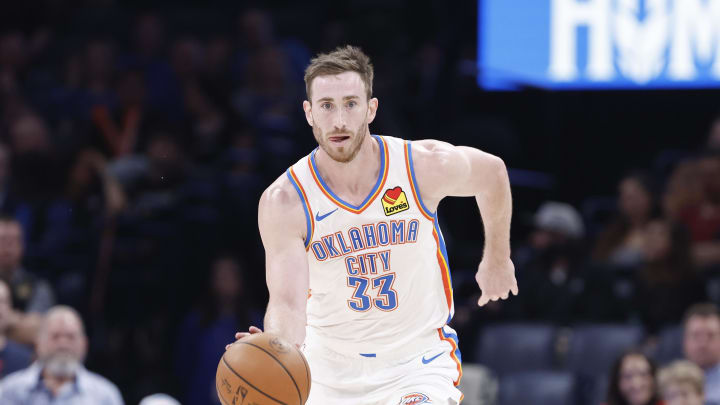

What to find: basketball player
left=231, top=45, right=518, bottom=404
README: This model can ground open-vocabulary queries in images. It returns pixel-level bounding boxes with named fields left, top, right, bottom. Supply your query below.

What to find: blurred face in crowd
left=663, top=382, right=704, bottom=405
left=69, top=151, right=97, bottom=191
left=9, top=115, right=50, bottom=154
left=170, top=38, right=202, bottom=79
left=37, top=309, right=88, bottom=378
left=0, top=143, right=9, bottom=188
left=246, top=47, right=289, bottom=94
left=0, top=220, right=23, bottom=274
left=134, top=13, right=164, bottom=57
left=698, top=157, right=720, bottom=204
left=0, top=281, right=12, bottom=334
left=117, top=71, right=145, bottom=108
left=643, top=220, right=671, bottom=262
left=205, top=36, right=231, bottom=73
left=685, top=315, right=720, bottom=369
left=85, top=41, right=114, bottom=84
left=619, top=177, right=652, bottom=223
left=708, top=118, right=720, bottom=150
left=147, top=135, right=184, bottom=177
left=303, top=71, right=378, bottom=163
left=212, top=258, right=242, bottom=301
left=619, top=354, right=656, bottom=405
left=0, top=32, right=27, bottom=72
left=239, top=9, right=273, bottom=49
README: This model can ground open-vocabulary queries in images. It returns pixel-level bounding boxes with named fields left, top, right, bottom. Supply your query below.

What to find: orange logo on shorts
left=381, top=186, right=410, bottom=216
left=399, top=393, right=431, bottom=404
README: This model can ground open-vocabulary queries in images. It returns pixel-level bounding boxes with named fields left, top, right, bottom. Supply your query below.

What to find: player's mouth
left=328, top=135, right=350, bottom=144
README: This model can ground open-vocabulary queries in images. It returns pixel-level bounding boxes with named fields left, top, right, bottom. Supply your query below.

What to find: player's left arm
left=412, top=139, right=518, bottom=306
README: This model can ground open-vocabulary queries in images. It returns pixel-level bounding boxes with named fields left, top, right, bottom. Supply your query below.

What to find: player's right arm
left=233, top=174, right=310, bottom=348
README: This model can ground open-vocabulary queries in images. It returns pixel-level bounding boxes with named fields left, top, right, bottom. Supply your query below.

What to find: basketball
left=216, top=333, right=311, bottom=405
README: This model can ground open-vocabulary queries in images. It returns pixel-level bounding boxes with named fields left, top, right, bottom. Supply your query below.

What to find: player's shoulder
left=408, top=138, right=459, bottom=167
left=260, top=172, right=304, bottom=213
left=258, top=171, right=307, bottom=241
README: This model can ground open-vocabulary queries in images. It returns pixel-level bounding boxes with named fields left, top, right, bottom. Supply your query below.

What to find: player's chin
left=328, top=149, right=354, bottom=163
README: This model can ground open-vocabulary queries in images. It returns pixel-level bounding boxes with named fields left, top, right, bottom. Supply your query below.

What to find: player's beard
left=41, top=352, right=82, bottom=378
left=313, top=121, right=367, bottom=163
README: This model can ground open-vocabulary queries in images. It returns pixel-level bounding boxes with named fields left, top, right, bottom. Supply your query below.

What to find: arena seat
left=498, top=371, right=575, bottom=405
left=475, top=323, right=557, bottom=375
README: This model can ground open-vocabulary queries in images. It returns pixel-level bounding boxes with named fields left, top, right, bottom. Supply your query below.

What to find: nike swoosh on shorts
left=421, top=352, right=443, bottom=364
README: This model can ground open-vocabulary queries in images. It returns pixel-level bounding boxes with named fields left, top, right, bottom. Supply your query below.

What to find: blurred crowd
left=451, top=121, right=720, bottom=404
left=0, top=1, right=718, bottom=404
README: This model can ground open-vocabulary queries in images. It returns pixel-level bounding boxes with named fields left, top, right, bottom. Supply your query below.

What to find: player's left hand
left=476, top=257, right=518, bottom=306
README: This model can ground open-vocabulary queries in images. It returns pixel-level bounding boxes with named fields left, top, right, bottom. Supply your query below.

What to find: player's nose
left=332, top=109, right=347, bottom=128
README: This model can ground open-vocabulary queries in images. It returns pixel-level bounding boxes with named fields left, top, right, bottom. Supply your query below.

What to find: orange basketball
left=216, top=333, right=311, bottom=405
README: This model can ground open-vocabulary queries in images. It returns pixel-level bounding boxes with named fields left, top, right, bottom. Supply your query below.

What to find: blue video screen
left=478, top=0, right=720, bottom=90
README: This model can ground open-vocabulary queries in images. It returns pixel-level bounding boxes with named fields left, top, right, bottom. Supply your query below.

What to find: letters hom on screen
left=478, top=0, right=720, bottom=90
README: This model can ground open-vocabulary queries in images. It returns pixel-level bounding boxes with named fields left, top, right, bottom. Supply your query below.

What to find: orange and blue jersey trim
left=404, top=141, right=434, bottom=221
left=405, top=140, right=455, bottom=323
left=433, top=219, right=454, bottom=323
left=438, top=327, right=463, bottom=386
left=308, top=135, right=389, bottom=214
left=286, top=167, right=314, bottom=250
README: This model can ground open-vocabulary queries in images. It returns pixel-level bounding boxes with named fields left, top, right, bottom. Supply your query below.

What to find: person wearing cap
left=514, top=201, right=588, bottom=323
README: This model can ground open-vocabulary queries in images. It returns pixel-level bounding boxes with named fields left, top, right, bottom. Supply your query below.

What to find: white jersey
left=286, top=135, right=461, bottom=383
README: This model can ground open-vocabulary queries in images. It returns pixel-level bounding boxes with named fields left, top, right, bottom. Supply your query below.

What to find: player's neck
left=316, top=134, right=380, bottom=199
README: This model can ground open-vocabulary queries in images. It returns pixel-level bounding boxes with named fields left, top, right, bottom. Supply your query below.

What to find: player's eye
left=347, top=101, right=356, bottom=108
left=321, top=103, right=333, bottom=110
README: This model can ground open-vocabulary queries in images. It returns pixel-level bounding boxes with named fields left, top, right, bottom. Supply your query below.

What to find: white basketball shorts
left=302, top=325, right=463, bottom=405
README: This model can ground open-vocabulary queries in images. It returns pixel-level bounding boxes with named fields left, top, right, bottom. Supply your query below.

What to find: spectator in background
left=183, top=80, right=230, bottom=163
left=127, top=13, right=166, bottom=67
left=658, top=360, right=705, bottom=405
left=514, top=201, right=588, bottom=323
left=232, top=45, right=300, bottom=144
left=707, top=115, right=720, bottom=152
left=91, top=69, right=147, bottom=158
left=8, top=114, right=61, bottom=204
left=0, top=216, right=55, bottom=345
left=0, top=280, right=32, bottom=378
left=683, top=303, right=720, bottom=404
left=114, top=132, right=189, bottom=220
left=0, top=306, right=124, bottom=404
left=677, top=152, right=720, bottom=269
left=605, top=350, right=663, bottom=405
left=0, top=142, right=16, bottom=215
left=635, top=219, right=705, bottom=333
left=175, top=255, right=257, bottom=405
left=664, top=161, right=705, bottom=224
left=233, top=8, right=309, bottom=83
left=8, top=113, right=52, bottom=155
left=594, top=172, right=659, bottom=268
left=41, top=149, right=126, bottom=306
left=201, top=34, right=233, bottom=96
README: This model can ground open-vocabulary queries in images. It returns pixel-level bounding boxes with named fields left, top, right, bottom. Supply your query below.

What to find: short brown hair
left=683, top=303, right=720, bottom=326
left=658, top=360, right=704, bottom=395
left=304, top=45, right=374, bottom=102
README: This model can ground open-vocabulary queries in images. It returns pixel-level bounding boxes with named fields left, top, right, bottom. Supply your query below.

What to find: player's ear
left=367, top=97, right=378, bottom=124
left=302, top=100, right=314, bottom=127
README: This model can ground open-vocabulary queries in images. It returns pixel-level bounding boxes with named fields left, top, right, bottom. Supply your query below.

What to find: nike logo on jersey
left=315, top=208, right=338, bottom=221
left=421, top=352, right=443, bottom=364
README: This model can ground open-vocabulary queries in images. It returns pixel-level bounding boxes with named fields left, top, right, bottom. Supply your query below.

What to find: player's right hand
left=226, top=326, right=263, bottom=350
